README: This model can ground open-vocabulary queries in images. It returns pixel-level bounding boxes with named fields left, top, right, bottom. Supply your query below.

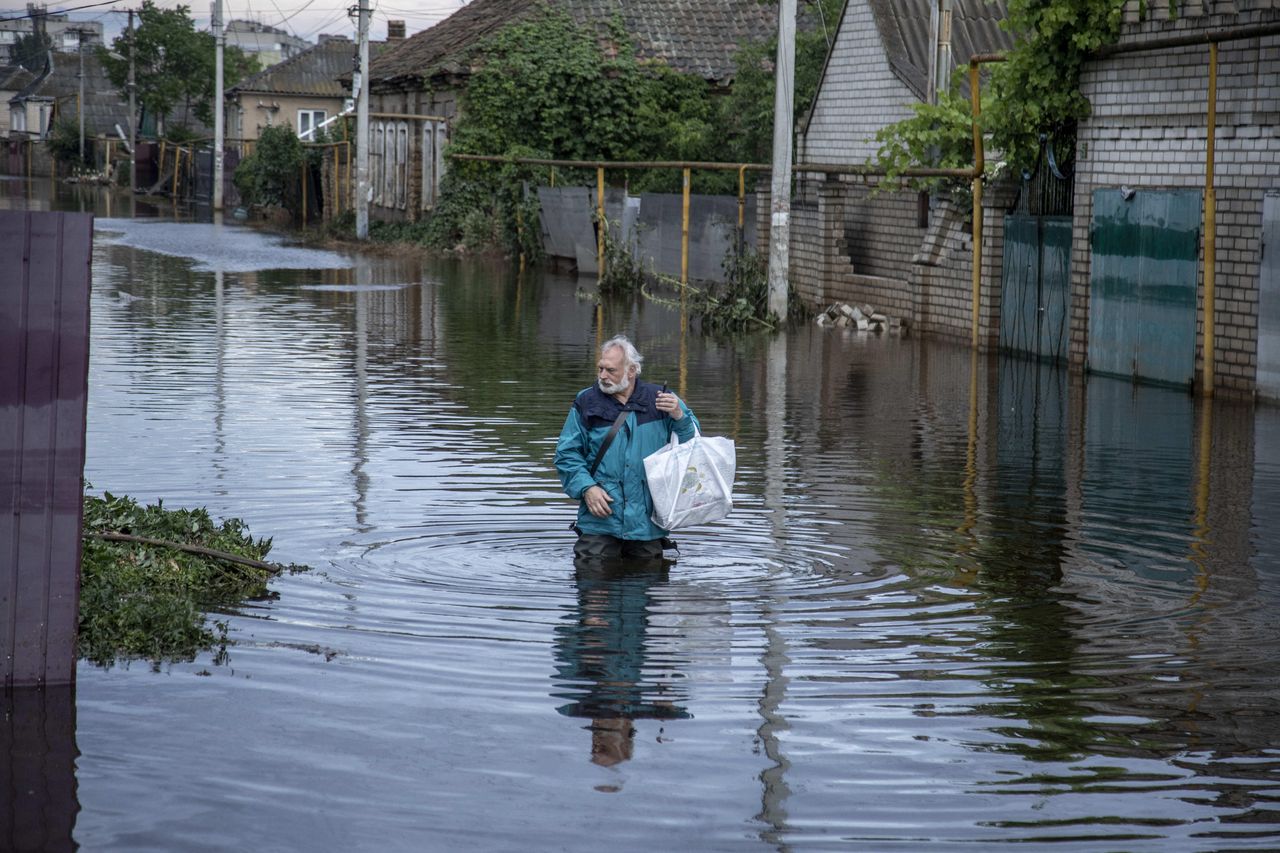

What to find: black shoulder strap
left=589, top=409, right=630, bottom=477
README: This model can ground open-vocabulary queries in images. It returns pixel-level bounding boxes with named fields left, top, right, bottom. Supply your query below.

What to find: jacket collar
left=580, top=379, right=658, bottom=420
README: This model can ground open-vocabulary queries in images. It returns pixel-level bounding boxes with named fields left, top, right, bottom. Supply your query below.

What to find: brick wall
left=799, top=0, right=917, bottom=165
left=767, top=176, right=1012, bottom=347
left=1072, top=2, right=1280, bottom=393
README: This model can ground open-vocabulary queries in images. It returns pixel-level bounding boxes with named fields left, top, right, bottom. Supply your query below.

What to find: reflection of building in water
left=552, top=560, right=690, bottom=768
left=2, top=687, right=77, bottom=850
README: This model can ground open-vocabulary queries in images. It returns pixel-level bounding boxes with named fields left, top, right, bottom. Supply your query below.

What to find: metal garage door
left=1088, top=188, right=1201, bottom=388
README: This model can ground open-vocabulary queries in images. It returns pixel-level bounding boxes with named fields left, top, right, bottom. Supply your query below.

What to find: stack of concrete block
left=814, top=303, right=908, bottom=334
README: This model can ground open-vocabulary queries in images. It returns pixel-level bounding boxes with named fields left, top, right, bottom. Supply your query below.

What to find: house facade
left=224, top=20, right=311, bottom=68
left=1071, top=0, right=1280, bottom=397
left=228, top=35, right=376, bottom=142
left=791, top=0, right=1012, bottom=343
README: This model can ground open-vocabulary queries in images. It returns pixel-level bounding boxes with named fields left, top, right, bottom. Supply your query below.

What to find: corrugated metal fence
left=1, top=211, right=94, bottom=688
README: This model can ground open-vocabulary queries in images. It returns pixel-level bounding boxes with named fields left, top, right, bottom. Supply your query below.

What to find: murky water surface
left=6, top=181, right=1280, bottom=850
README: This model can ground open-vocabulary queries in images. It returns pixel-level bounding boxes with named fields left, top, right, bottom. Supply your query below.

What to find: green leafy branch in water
left=80, top=491, right=304, bottom=668
left=594, top=215, right=792, bottom=333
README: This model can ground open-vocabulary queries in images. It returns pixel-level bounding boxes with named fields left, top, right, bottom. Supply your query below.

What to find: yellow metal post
left=737, top=164, right=747, bottom=253
left=970, top=61, right=984, bottom=349
left=1203, top=42, right=1218, bottom=396
left=596, top=166, right=605, bottom=278
left=681, top=167, right=691, bottom=287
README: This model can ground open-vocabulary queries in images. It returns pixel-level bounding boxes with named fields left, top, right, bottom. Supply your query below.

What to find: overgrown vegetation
left=234, top=124, right=304, bottom=209
left=873, top=0, right=1129, bottom=187
left=595, top=218, right=795, bottom=334
left=80, top=491, right=297, bottom=667
left=46, top=117, right=93, bottom=169
left=423, top=3, right=838, bottom=257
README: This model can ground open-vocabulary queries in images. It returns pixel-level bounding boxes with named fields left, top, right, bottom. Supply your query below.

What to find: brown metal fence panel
left=0, top=211, right=94, bottom=688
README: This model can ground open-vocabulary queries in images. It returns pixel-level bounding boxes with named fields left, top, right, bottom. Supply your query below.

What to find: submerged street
left=6, top=178, right=1280, bottom=849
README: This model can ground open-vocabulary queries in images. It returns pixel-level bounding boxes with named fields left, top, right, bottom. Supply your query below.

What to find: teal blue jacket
left=556, top=380, right=698, bottom=540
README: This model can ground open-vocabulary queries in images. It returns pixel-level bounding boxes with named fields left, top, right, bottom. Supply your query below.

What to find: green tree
left=100, top=1, right=258, bottom=135
left=872, top=0, right=1128, bottom=181
left=233, top=123, right=304, bottom=208
left=716, top=0, right=843, bottom=164
left=430, top=10, right=724, bottom=251
left=12, top=29, right=52, bottom=73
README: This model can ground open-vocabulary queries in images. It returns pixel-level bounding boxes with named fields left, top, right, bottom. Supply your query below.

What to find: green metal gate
left=1001, top=215, right=1071, bottom=361
left=1088, top=188, right=1201, bottom=388
left=1001, top=138, right=1073, bottom=362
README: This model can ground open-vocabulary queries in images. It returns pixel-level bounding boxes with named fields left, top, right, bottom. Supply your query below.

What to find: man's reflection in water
left=553, top=556, right=690, bottom=771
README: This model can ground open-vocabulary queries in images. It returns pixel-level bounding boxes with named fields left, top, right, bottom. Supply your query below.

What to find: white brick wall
left=1072, top=22, right=1280, bottom=394
left=800, top=1, right=918, bottom=165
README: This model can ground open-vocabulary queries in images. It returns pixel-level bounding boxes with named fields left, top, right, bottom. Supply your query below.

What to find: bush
left=234, top=123, right=304, bottom=208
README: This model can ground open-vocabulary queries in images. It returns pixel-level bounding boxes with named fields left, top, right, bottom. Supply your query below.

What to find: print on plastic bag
left=643, top=429, right=736, bottom=530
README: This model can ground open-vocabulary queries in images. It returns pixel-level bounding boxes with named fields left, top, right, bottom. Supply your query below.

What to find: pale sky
left=0, top=0, right=468, bottom=48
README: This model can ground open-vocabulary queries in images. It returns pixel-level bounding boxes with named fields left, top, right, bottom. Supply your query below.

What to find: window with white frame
left=297, top=109, right=326, bottom=140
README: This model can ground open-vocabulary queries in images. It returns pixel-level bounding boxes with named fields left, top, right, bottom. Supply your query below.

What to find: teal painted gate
left=1088, top=188, right=1201, bottom=387
left=1001, top=215, right=1071, bottom=361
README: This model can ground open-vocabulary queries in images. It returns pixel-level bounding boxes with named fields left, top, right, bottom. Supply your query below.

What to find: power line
left=0, top=0, right=120, bottom=21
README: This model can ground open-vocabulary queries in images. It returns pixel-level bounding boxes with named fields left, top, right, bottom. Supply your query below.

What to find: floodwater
left=5, top=177, right=1280, bottom=851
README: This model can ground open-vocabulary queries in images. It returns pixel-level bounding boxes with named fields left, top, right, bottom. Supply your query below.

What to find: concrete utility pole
left=77, top=30, right=85, bottom=162
left=767, top=0, right=797, bottom=320
left=127, top=8, right=136, bottom=191
left=355, top=0, right=370, bottom=239
left=212, top=0, right=225, bottom=209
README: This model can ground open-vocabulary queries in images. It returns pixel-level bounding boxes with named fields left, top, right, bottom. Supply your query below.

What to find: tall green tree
left=100, top=1, right=257, bottom=135
left=12, top=29, right=52, bottom=73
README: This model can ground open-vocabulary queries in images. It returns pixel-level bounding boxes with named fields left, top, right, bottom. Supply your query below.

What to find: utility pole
left=212, top=0, right=225, bottom=209
left=77, top=31, right=85, bottom=163
left=127, top=8, right=136, bottom=191
left=354, top=0, right=370, bottom=239
left=766, top=0, right=796, bottom=320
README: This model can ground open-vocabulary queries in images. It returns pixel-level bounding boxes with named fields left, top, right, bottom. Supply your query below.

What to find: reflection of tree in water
left=552, top=559, right=690, bottom=769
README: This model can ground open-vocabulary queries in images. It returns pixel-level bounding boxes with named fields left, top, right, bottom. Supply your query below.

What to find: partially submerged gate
left=1001, top=141, right=1072, bottom=362
left=1087, top=188, right=1201, bottom=388
left=1258, top=192, right=1280, bottom=400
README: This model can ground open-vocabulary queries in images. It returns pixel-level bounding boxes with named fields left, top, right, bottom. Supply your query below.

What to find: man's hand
left=656, top=391, right=684, bottom=420
left=583, top=485, right=614, bottom=517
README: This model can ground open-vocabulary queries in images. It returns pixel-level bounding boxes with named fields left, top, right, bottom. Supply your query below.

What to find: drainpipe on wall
left=1203, top=42, right=1218, bottom=397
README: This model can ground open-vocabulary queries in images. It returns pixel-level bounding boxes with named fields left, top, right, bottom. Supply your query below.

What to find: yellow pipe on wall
left=970, top=61, right=984, bottom=349
left=1203, top=42, right=1218, bottom=396
left=681, top=167, right=691, bottom=287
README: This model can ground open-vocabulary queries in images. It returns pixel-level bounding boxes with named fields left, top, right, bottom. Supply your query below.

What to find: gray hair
left=601, top=334, right=643, bottom=376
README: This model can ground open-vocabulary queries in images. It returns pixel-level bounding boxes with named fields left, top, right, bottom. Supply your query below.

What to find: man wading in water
left=555, top=335, right=699, bottom=559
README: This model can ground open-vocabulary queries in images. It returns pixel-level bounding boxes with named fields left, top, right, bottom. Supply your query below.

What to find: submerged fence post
left=0, top=211, right=94, bottom=688
left=681, top=167, right=691, bottom=287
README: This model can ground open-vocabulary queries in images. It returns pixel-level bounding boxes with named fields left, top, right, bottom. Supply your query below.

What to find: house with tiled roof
left=785, top=0, right=1013, bottom=342
left=355, top=0, right=780, bottom=221
left=6, top=48, right=127, bottom=141
left=0, top=64, right=37, bottom=135
left=227, top=35, right=391, bottom=141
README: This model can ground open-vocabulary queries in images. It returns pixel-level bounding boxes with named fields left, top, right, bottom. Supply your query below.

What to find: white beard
left=599, top=376, right=631, bottom=395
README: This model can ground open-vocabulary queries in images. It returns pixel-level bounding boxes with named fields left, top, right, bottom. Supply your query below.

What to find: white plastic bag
left=644, top=428, right=736, bottom=530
